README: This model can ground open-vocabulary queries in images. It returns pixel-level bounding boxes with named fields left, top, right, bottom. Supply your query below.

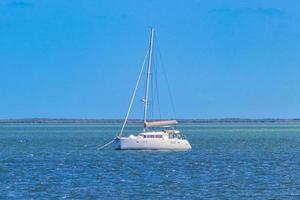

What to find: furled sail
left=144, top=120, right=178, bottom=128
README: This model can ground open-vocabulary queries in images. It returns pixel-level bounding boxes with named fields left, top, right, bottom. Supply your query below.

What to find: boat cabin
left=139, top=129, right=180, bottom=139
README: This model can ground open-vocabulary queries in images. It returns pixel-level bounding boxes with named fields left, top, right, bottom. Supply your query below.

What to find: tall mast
left=143, top=28, right=154, bottom=131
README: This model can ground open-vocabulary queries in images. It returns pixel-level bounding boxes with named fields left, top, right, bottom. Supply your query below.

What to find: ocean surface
left=1, top=123, right=300, bottom=199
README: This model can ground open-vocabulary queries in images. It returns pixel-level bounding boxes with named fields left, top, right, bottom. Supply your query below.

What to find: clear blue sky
left=0, top=0, right=300, bottom=119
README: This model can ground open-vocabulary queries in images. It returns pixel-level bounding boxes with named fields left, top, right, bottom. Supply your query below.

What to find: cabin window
left=145, top=135, right=162, bottom=138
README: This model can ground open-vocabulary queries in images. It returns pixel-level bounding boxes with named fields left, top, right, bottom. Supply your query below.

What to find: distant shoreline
left=0, top=118, right=300, bottom=124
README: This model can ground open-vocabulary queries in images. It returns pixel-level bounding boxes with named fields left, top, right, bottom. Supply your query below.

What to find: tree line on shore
left=0, top=118, right=300, bottom=124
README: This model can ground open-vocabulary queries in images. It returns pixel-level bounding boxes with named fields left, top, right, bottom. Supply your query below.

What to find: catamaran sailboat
left=113, top=28, right=191, bottom=150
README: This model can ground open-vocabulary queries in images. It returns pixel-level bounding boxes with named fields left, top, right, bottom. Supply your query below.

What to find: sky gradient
left=0, top=0, right=300, bottom=119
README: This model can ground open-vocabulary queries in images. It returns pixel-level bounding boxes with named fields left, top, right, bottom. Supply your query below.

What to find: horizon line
left=1, top=118, right=300, bottom=123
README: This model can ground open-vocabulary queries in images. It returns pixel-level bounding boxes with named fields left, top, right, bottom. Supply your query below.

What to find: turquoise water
left=1, top=123, right=300, bottom=199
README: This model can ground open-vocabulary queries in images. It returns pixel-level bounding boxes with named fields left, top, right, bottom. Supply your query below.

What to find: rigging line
left=98, top=138, right=116, bottom=150
left=151, top=58, right=154, bottom=119
left=118, top=50, right=148, bottom=137
left=154, top=53, right=162, bottom=120
left=155, top=35, right=177, bottom=119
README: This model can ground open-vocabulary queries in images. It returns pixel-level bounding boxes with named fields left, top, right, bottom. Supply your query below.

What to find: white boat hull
left=115, top=137, right=192, bottom=150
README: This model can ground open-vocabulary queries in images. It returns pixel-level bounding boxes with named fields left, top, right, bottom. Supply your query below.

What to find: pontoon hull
left=115, top=137, right=192, bottom=150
